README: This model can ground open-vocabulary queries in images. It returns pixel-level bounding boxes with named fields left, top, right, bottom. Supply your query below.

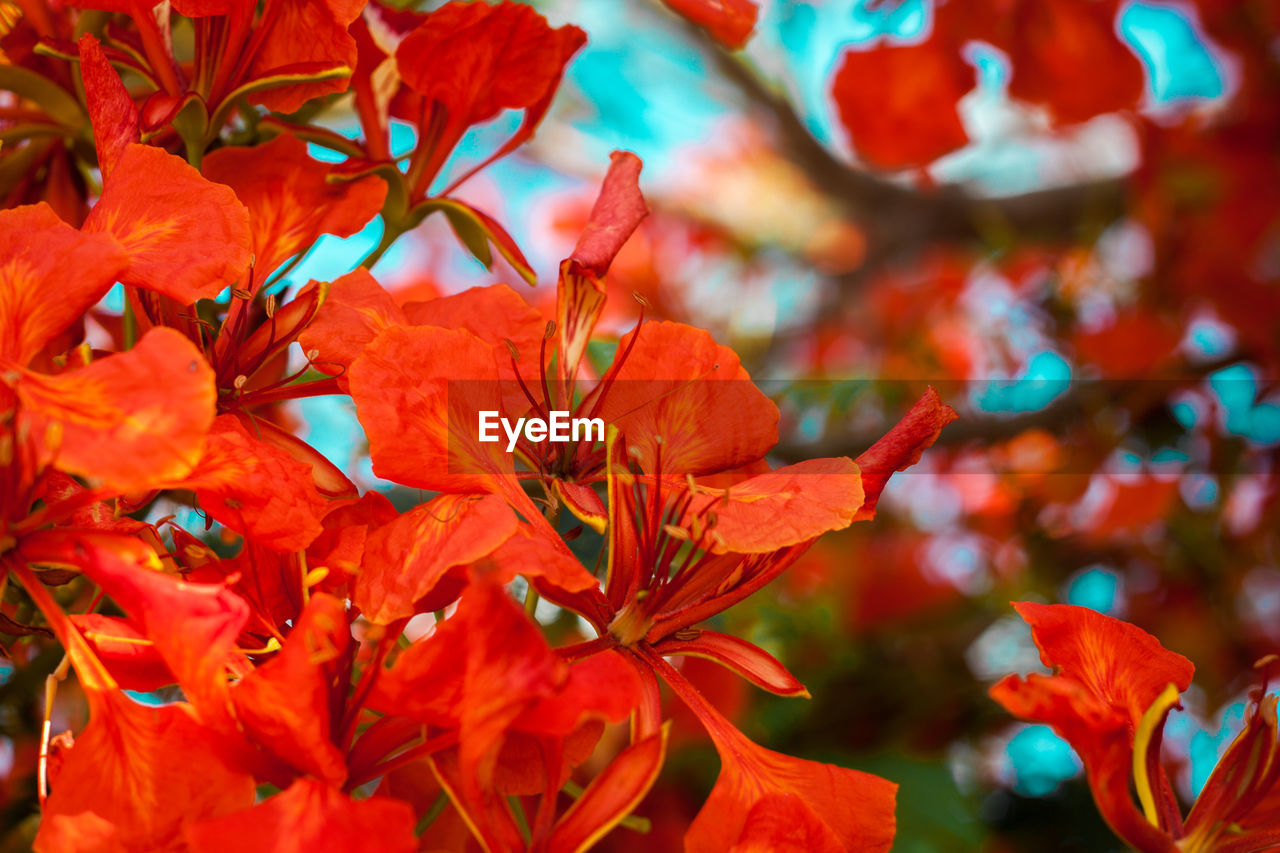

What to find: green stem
left=361, top=221, right=405, bottom=270
left=508, top=796, right=531, bottom=844
left=414, top=792, right=448, bottom=837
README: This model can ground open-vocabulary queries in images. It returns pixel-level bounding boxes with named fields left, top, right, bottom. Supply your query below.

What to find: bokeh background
left=4, top=0, right=1280, bottom=850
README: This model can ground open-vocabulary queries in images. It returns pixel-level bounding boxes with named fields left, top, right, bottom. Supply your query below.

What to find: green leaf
left=408, top=197, right=537, bottom=285
left=0, top=67, right=85, bottom=129
left=207, top=64, right=352, bottom=142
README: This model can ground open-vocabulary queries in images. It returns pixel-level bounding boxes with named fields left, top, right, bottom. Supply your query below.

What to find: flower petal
left=660, top=0, right=758, bottom=49
left=684, top=457, right=864, bottom=553
left=556, top=151, right=648, bottom=384
left=185, top=778, right=417, bottom=853
left=354, top=494, right=520, bottom=624
left=202, top=133, right=386, bottom=279
left=15, top=328, right=216, bottom=493
left=546, top=725, right=669, bottom=853
left=852, top=387, right=957, bottom=522
left=232, top=593, right=351, bottom=786
left=599, top=321, right=779, bottom=477
left=1013, top=601, right=1194, bottom=729
left=0, top=203, right=128, bottom=366
left=83, top=144, right=252, bottom=304
left=832, top=41, right=973, bottom=170
left=77, top=34, right=139, bottom=180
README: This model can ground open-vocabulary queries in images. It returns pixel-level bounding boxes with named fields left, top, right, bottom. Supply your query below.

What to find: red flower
left=8, top=545, right=255, bottom=853
left=0, top=204, right=216, bottom=545
left=340, top=0, right=585, bottom=274
left=991, top=602, right=1280, bottom=852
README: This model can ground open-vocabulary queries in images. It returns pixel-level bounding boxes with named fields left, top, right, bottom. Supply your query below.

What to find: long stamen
left=583, top=305, right=646, bottom=423
left=507, top=342, right=548, bottom=422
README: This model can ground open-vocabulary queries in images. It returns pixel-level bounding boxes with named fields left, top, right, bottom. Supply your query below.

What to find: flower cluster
left=0, top=1, right=958, bottom=849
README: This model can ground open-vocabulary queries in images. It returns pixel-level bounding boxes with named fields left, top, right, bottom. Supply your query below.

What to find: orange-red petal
left=831, top=41, right=974, bottom=170
left=852, top=387, right=957, bottom=522
left=202, top=133, right=386, bottom=278
left=354, top=493, right=520, bottom=624
left=78, top=34, right=139, bottom=180
left=683, top=457, right=864, bottom=553
left=38, top=693, right=256, bottom=853
left=15, top=328, right=216, bottom=494
left=0, top=203, right=128, bottom=366
left=185, top=777, right=417, bottom=853
left=546, top=725, right=669, bottom=853
left=599, top=321, right=779, bottom=477
left=296, top=269, right=406, bottom=381
left=556, top=151, right=648, bottom=385
left=184, top=415, right=330, bottom=552
left=244, top=0, right=364, bottom=114
left=396, top=1, right=584, bottom=126
left=231, top=592, right=350, bottom=786
left=1013, top=601, right=1194, bottom=730
left=83, top=144, right=252, bottom=304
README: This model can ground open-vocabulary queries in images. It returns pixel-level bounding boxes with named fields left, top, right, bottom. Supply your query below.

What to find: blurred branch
left=700, top=39, right=1130, bottom=270
left=774, top=354, right=1242, bottom=463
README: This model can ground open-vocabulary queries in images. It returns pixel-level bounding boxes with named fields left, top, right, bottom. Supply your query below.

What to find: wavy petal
left=245, top=0, right=364, bottom=114
left=683, top=457, right=864, bottom=553
left=202, top=134, right=386, bottom=278
left=396, top=1, right=583, bottom=126
left=598, top=321, right=778, bottom=477
left=0, top=203, right=128, bottom=365
left=354, top=493, right=520, bottom=624
left=16, top=328, right=216, bottom=493
left=83, top=144, right=252, bottom=304
left=1013, top=602, right=1194, bottom=730
left=183, top=415, right=330, bottom=551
